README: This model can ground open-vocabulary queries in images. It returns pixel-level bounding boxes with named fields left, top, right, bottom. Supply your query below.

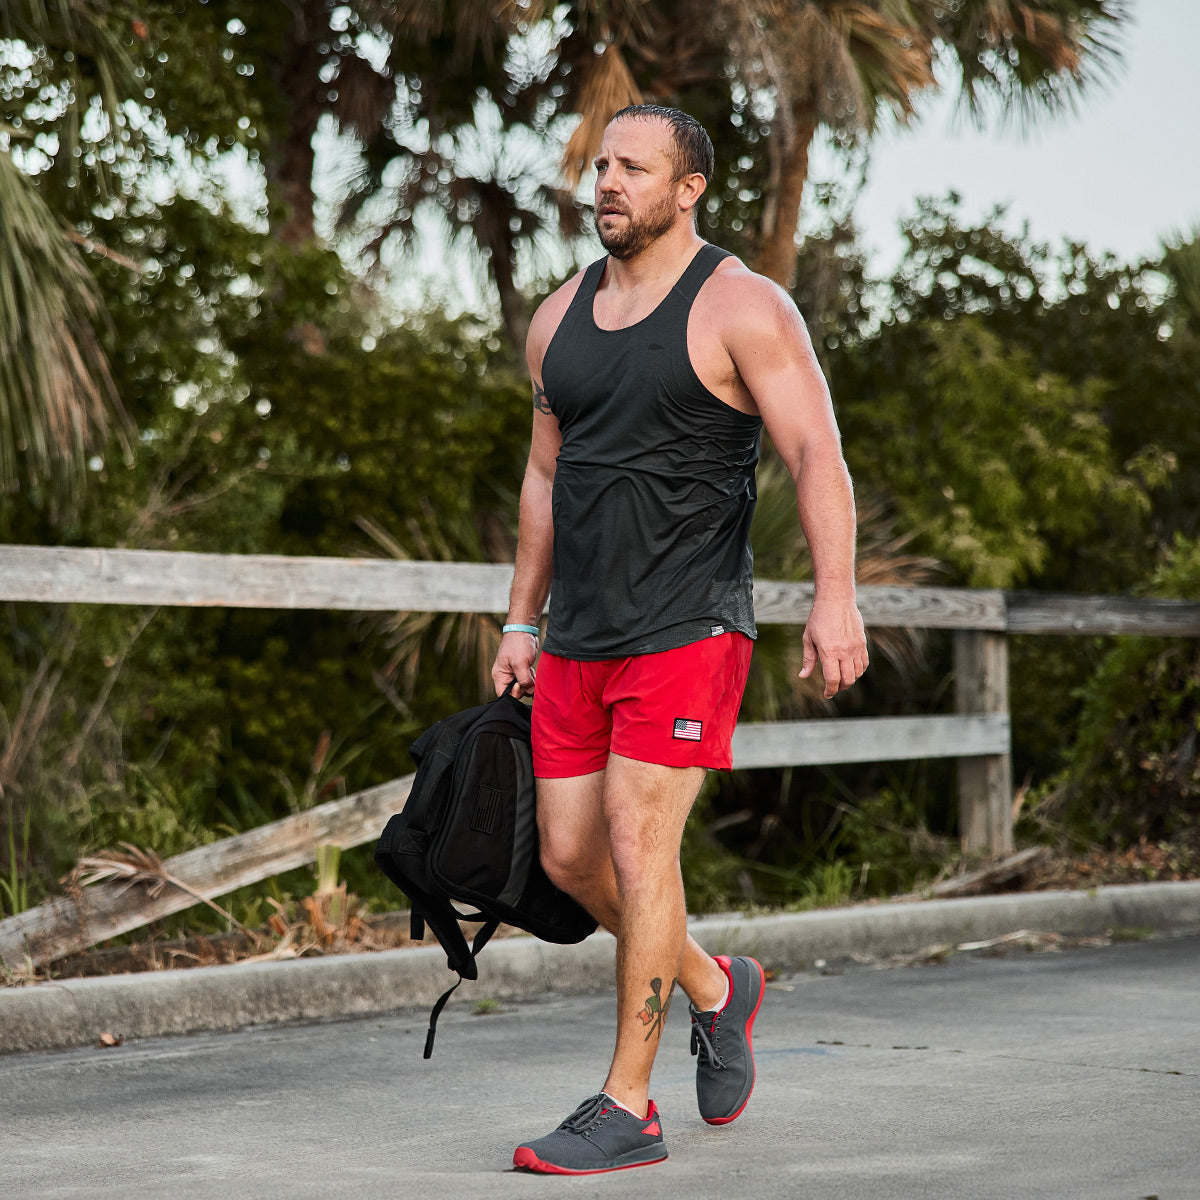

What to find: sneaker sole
left=512, top=1146, right=668, bottom=1175
left=702, top=955, right=766, bottom=1126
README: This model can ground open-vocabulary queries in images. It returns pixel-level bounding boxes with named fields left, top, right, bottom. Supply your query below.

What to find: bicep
left=526, top=398, right=562, bottom=483
left=525, top=301, right=565, bottom=484
left=728, top=292, right=841, bottom=478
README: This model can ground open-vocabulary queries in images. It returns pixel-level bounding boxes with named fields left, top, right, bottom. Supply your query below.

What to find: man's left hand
left=799, top=597, right=869, bottom=699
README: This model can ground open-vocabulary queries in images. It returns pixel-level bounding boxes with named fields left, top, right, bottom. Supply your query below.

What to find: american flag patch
left=673, top=717, right=703, bottom=742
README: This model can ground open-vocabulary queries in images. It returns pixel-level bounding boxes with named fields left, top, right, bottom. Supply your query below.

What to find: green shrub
left=1030, top=535, right=1200, bottom=845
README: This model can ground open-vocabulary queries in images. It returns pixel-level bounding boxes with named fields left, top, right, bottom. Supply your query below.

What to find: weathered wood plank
left=1006, top=591, right=1200, bottom=636
left=0, top=546, right=516, bottom=613
left=0, top=775, right=413, bottom=970
left=730, top=714, right=1010, bottom=770
left=7, top=546, right=1199, bottom=637
left=954, top=631, right=1014, bottom=854
left=0, top=546, right=1005, bottom=629
left=753, top=581, right=1008, bottom=631
left=927, top=847, right=1049, bottom=898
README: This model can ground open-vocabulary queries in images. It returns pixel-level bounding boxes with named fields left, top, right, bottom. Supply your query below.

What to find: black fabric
left=540, top=243, right=763, bottom=659
left=374, top=687, right=597, bottom=1056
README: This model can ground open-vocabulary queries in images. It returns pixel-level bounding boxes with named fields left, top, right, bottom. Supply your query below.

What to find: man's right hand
left=492, top=631, right=539, bottom=698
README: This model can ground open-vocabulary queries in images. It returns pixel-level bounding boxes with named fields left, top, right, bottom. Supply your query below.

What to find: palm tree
left=738, top=0, right=1128, bottom=286
left=556, top=0, right=1126, bottom=287
left=0, top=1, right=140, bottom=503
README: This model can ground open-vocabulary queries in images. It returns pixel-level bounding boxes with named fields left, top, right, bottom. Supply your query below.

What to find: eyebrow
left=593, top=151, right=653, bottom=169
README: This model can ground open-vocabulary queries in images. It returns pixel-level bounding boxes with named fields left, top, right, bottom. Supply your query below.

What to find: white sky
left=843, top=0, right=1199, bottom=271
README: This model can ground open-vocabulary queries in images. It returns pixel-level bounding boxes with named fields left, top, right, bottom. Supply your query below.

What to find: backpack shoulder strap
left=423, top=917, right=501, bottom=1058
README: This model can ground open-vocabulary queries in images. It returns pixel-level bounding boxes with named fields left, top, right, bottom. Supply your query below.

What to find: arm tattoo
left=533, top=380, right=553, bottom=415
left=637, top=977, right=676, bottom=1042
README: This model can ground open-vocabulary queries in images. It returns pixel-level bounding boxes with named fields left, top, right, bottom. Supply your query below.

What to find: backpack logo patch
left=672, top=717, right=703, bottom=742
left=471, top=784, right=502, bottom=835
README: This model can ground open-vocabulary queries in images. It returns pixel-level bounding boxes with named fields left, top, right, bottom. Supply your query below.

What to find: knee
left=608, top=829, right=669, bottom=890
left=538, top=826, right=594, bottom=897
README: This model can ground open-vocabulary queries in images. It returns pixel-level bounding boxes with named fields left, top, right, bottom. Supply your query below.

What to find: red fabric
left=531, top=633, right=753, bottom=776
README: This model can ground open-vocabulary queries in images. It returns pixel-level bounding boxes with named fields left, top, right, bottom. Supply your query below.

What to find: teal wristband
left=502, top=623, right=540, bottom=637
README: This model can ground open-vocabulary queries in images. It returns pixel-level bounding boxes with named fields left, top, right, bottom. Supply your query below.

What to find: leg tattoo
left=637, top=977, right=677, bottom=1042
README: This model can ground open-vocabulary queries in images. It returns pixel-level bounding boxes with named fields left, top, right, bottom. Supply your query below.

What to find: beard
left=593, top=189, right=678, bottom=260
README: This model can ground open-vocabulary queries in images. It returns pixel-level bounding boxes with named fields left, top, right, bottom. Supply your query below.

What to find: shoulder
left=705, top=255, right=806, bottom=332
left=694, top=253, right=812, bottom=364
left=526, top=263, right=597, bottom=375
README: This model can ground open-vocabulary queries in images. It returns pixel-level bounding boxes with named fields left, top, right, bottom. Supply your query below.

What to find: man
left=491, top=104, right=868, bottom=1175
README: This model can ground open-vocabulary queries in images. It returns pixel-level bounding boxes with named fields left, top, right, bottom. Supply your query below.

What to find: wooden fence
left=1, top=544, right=1198, bottom=969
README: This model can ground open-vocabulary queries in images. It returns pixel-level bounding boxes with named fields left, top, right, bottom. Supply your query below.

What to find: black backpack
left=374, top=685, right=597, bottom=1056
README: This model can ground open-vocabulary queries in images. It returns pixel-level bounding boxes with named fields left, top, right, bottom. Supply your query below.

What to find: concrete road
left=2, top=935, right=1197, bottom=1200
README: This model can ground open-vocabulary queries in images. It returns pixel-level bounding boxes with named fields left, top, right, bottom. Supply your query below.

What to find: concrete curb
left=4, top=881, right=1200, bottom=1055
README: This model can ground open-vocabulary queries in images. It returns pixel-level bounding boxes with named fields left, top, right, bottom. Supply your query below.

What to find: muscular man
left=491, top=104, right=868, bottom=1175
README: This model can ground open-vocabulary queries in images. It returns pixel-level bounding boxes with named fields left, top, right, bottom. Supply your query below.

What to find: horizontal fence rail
left=2, top=543, right=1198, bottom=918
left=731, top=714, right=1011, bottom=770
left=2, top=546, right=1198, bottom=635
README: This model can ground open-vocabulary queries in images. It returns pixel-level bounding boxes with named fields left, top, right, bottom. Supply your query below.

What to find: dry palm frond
left=380, top=0, right=547, bottom=65
left=64, top=843, right=250, bottom=935
left=560, top=42, right=644, bottom=189
left=331, top=51, right=398, bottom=140
left=0, top=153, right=129, bottom=504
left=935, top=0, right=1126, bottom=127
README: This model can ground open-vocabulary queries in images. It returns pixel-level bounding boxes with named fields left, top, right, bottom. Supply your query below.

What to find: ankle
left=601, top=1085, right=649, bottom=1120
left=688, top=960, right=729, bottom=1013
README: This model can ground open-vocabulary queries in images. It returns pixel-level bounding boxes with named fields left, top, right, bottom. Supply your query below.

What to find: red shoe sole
left=512, top=1146, right=668, bottom=1175
left=702, top=955, right=766, bottom=1126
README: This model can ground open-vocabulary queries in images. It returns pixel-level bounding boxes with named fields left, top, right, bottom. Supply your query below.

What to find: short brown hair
left=610, top=104, right=714, bottom=183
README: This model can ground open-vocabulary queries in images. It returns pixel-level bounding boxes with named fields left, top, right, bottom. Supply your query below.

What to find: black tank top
left=540, top=243, right=763, bottom=659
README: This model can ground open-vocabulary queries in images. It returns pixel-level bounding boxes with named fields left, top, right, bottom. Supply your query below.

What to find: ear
left=676, top=172, right=708, bottom=215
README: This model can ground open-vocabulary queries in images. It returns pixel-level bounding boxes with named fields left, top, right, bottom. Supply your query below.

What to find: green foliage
left=838, top=196, right=1193, bottom=591
left=843, top=317, right=1145, bottom=587
left=1031, top=536, right=1200, bottom=845
left=0, top=177, right=531, bottom=916
left=835, top=787, right=954, bottom=898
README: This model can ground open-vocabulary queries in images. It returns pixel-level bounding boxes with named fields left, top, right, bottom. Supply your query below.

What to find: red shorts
left=531, top=633, right=753, bottom=777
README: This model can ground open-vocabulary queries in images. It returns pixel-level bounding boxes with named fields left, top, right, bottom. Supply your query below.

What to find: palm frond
left=935, top=0, right=1128, bottom=128
left=65, top=842, right=250, bottom=934
left=1, top=0, right=146, bottom=196
left=358, top=506, right=517, bottom=703
left=749, top=452, right=941, bottom=715
left=560, top=42, right=644, bottom=189
left=0, top=150, right=127, bottom=503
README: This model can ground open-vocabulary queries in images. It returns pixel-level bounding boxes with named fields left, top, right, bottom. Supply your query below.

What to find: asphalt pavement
left=2, top=931, right=1198, bottom=1199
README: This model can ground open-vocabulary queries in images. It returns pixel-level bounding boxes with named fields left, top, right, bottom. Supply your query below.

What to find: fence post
left=953, top=630, right=1014, bottom=854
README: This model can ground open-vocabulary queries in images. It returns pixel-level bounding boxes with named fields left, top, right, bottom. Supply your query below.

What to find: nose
left=596, top=165, right=622, bottom=195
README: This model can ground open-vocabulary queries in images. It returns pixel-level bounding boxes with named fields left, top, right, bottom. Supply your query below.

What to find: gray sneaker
left=689, top=954, right=765, bottom=1125
left=512, top=1093, right=668, bottom=1175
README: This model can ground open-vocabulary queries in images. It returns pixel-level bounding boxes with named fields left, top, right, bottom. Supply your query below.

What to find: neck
left=604, top=227, right=706, bottom=291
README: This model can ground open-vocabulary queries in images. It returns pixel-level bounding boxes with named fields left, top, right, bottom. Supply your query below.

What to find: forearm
left=794, top=441, right=858, bottom=601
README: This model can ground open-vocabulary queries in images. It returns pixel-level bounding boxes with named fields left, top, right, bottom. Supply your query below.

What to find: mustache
left=596, top=195, right=630, bottom=216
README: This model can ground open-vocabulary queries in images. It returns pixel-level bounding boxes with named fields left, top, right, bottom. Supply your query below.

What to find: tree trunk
left=264, top=0, right=326, bottom=246
left=490, top=242, right=530, bottom=357
left=752, top=104, right=819, bottom=289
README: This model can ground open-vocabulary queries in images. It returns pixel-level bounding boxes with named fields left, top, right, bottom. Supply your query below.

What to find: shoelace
left=690, top=1013, right=725, bottom=1069
left=561, top=1094, right=611, bottom=1133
